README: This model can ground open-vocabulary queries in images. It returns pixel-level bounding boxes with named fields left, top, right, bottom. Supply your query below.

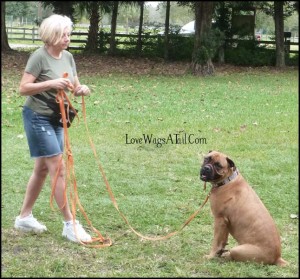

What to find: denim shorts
left=22, top=106, right=64, bottom=158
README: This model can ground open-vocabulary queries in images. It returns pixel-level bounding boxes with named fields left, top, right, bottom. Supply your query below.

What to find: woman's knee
left=34, top=159, right=49, bottom=177
left=46, top=155, right=65, bottom=178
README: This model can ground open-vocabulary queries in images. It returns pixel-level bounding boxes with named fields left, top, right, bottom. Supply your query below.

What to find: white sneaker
left=62, top=220, right=92, bottom=243
left=14, top=213, right=47, bottom=233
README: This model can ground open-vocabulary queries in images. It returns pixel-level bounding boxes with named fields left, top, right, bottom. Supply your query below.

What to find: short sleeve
left=24, top=50, right=43, bottom=78
left=70, top=54, right=77, bottom=77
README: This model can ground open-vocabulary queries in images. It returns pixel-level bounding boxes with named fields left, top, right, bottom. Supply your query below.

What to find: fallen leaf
left=240, top=124, right=247, bottom=132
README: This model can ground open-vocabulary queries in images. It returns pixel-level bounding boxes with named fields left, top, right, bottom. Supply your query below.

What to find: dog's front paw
left=204, top=253, right=216, bottom=260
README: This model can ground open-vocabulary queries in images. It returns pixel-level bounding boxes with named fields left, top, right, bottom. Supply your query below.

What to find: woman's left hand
left=74, top=85, right=90, bottom=96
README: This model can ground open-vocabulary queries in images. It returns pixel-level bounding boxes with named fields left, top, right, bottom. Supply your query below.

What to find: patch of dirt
left=73, top=53, right=191, bottom=76
left=1, top=50, right=297, bottom=76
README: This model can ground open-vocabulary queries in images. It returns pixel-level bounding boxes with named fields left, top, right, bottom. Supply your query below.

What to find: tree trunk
left=136, top=1, right=144, bottom=56
left=218, top=46, right=225, bottom=63
left=86, top=2, right=100, bottom=52
left=109, top=1, right=118, bottom=56
left=274, top=1, right=285, bottom=67
left=191, top=2, right=215, bottom=76
left=164, top=1, right=170, bottom=61
left=1, top=1, right=12, bottom=51
left=54, top=2, right=74, bottom=19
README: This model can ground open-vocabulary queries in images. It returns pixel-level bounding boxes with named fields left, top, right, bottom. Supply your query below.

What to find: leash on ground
left=50, top=73, right=210, bottom=247
left=50, top=73, right=111, bottom=248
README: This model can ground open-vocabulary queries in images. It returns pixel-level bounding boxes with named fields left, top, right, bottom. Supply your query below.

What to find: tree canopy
left=2, top=1, right=298, bottom=73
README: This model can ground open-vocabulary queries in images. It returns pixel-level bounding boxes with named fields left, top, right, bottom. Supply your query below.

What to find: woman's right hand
left=50, top=78, right=73, bottom=90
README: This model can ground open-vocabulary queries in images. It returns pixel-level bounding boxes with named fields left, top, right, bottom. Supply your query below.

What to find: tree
left=136, top=1, right=145, bottom=56
left=258, top=1, right=297, bottom=68
left=164, top=1, right=171, bottom=61
left=5, top=1, right=33, bottom=25
left=294, top=1, right=299, bottom=13
left=43, top=1, right=101, bottom=53
left=76, top=1, right=112, bottom=53
left=274, top=1, right=285, bottom=67
left=214, top=1, right=232, bottom=63
left=118, top=4, right=140, bottom=32
left=108, top=1, right=118, bottom=55
left=1, top=1, right=11, bottom=51
left=109, top=1, right=142, bottom=55
left=191, top=1, right=215, bottom=76
left=42, top=1, right=76, bottom=22
left=85, top=2, right=101, bottom=52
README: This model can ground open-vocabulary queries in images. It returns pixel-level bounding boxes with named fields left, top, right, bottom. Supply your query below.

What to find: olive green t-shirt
left=24, top=46, right=77, bottom=116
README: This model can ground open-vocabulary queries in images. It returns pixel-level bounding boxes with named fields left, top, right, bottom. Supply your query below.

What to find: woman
left=15, top=14, right=91, bottom=243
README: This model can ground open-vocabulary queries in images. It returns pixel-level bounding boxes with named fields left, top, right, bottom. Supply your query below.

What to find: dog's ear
left=226, top=157, right=235, bottom=169
left=208, top=150, right=213, bottom=153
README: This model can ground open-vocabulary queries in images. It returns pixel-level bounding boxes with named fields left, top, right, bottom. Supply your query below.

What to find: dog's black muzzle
left=200, top=163, right=215, bottom=182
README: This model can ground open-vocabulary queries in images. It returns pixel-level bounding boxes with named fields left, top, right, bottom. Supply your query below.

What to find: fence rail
left=6, top=27, right=299, bottom=54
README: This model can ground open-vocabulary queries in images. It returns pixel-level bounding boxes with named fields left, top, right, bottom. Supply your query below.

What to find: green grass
left=1, top=59, right=298, bottom=277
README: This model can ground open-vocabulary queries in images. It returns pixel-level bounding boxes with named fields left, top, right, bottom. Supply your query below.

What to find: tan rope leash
left=80, top=89, right=211, bottom=242
left=50, top=73, right=210, bottom=246
left=50, top=73, right=111, bottom=247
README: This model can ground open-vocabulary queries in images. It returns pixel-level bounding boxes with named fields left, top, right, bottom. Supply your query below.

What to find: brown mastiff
left=200, top=150, right=287, bottom=266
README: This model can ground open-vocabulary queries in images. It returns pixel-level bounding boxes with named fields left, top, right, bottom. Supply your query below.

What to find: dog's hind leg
left=222, top=244, right=271, bottom=265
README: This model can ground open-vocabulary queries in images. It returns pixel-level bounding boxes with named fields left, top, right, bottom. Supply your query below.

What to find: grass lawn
left=1, top=51, right=298, bottom=277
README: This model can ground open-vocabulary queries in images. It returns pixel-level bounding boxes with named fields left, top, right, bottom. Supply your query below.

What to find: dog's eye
left=214, top=162, right=222, bottom=168
left=204, top=157, right=211, bottom=163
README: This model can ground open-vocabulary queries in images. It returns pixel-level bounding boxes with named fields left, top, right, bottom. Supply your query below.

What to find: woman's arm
left=19, top=72, right=73, bottom=96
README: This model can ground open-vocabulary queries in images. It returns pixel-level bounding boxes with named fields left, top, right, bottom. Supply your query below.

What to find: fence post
left=284, top=32, right=291, bottom=54
left=32, top=28, right=35, bottom=43
left=99, top=31, right=103, bottom=51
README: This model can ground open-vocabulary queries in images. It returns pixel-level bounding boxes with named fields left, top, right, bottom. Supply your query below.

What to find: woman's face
left=54, top=27, right=71, bottom=49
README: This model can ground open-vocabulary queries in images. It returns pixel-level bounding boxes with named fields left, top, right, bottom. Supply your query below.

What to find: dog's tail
left=276, top=257, right=288, bottom=267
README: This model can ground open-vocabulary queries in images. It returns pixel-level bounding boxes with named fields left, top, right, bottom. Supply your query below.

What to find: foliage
left=158, top=1, right=194, bottom=26
left=221, top=36, right=298, bottom=67
left=193, top=28, right=225, bottom=64
left=103, top=30, right=159, bottom=57
left=97, top=31, right=110, bottom=53
left=287, top=53, right=299, bottom=66
left=258, top=1, right=297, bottom=18
left=224, top=40, right=277, bottom=66
left=213, top=2, right=232, bottom=39
left=5, top=1, right=36, bottom=22
left=117, top=2, right=145, bottom=28
left=4, top=1, right=298, bottom=34
left=41, top=1, right=76, bottom=22
left=96, top=30, right=195, bottom=61
left=3, top=1, right=298, bottom=65
left=163, top=35, right=194, bottom=61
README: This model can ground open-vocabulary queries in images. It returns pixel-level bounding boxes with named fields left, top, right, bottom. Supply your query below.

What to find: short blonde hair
left=39, top=14, right=73, bottom=46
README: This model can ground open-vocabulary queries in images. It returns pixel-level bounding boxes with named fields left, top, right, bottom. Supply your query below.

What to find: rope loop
left=50, top=72, right=209, bottom=247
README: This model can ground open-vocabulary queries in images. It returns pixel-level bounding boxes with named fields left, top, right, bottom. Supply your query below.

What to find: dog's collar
left=213, top=169, right=239, bottom=188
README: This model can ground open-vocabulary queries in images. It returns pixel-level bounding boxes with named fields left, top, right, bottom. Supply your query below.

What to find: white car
left=179, top=20, right=195, bottom=35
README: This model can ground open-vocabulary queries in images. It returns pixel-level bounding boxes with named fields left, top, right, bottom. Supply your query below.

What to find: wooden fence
left=6, top=27, right=299, bottom=54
